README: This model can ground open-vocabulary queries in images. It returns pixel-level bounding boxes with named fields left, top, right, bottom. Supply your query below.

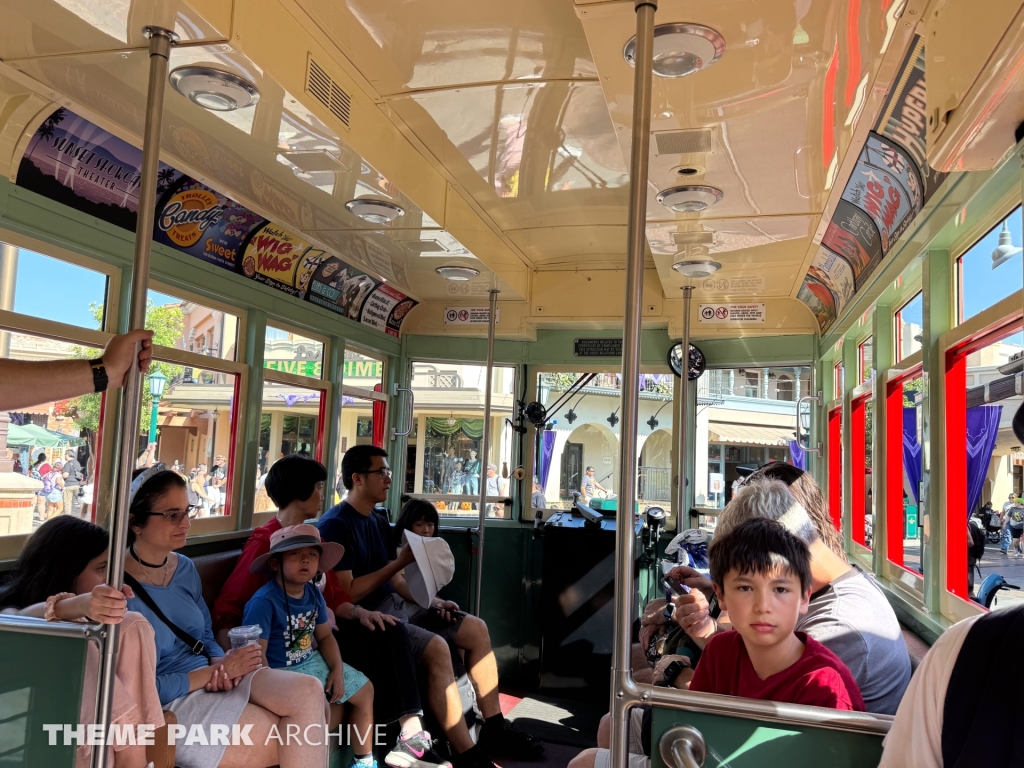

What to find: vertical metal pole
left=0, top=242, right=18, bottom=358
left=474, top=288, right=500, bottom=617
left=92, top=26, right=177, bottom=768
left=611, top=2, right=656, bottom=766
left=674, top=286, right=693, bottom=528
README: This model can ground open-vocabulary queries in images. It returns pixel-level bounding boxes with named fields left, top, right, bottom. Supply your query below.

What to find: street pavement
left=903, top=538, right=1024, bottom=610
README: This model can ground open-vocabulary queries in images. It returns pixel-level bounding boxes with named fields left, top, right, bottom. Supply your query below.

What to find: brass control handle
left=659, top=725, right=707, bottom=768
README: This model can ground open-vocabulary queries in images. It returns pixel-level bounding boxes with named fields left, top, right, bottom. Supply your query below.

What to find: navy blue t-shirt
left=242, top=579, right=327, bottom=668
left=318, top=502, right=395, bottom=608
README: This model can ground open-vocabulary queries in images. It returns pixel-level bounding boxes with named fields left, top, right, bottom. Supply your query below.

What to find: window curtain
left=966, top=405, right=1002, bottom=518
left=903, top=408, right=922, bottom=505
left=787, top=440, right=807, bottom=471
left=537, top=430, right=556, bottom=491
left=371, top=384, right=385, bottom=448
left=425, top=418, right=484, bottom=439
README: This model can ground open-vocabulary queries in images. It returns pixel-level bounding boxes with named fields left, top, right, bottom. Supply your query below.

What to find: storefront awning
left=708, top=424, right=794, bottom=446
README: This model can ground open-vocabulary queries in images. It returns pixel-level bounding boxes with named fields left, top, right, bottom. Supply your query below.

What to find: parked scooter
left=975, top=572, right=1021, bottom=609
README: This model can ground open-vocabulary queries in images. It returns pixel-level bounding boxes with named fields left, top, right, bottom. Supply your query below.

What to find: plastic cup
left=227, top=625, right=262, bottom=650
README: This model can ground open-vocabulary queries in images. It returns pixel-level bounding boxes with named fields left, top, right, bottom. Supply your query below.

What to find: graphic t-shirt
left=243, top=579, right=327, bottom=668
left=690, top=630, right=865, bottom=711
left=318, top=502, right=396, bottom=609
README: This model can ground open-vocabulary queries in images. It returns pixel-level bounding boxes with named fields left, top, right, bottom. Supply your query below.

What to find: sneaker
left=478, top=718, right=545, bottom=761
left=385, top=732, right=451, bottom=768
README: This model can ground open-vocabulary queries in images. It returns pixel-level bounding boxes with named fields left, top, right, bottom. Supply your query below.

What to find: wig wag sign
left=17, top=109, right=418, bottom=335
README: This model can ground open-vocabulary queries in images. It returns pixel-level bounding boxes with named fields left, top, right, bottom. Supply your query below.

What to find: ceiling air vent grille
left=306, top=57, right=351, bottom=128
left=655, top=128, right=716, bottom=156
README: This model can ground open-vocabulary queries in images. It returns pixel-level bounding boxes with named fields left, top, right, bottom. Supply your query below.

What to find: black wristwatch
left=88, top=358, right=109, bottom=393
left=655, top=659, right=687, bottom=687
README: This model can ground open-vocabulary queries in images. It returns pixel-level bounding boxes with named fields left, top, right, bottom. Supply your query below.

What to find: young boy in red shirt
left=690, top=517, right=865, bottom=711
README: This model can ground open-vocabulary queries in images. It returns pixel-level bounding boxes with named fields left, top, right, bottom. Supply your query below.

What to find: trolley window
left=886, top=372, right=924, bottom=577
left=850, top=394, right=873, bottom=551
left=895, top=293, right=923, bottom=363
left=957, top=207, right=1023, bottom=324
left=3, top=241, right=109, bottom=330
left=264, top=325, right=324, bottom=379
left=858, top=338, right=874, bottom=384
left=148, top=288, right=240, bottom=362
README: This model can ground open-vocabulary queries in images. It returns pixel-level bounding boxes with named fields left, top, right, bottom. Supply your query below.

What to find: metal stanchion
left=674, top=287, right=693, bottom=530
left=610, top=2, right=657, bottom=765
left=92, top=26, right=178, bottom=768
left=473, top=288, right=500, bottom=617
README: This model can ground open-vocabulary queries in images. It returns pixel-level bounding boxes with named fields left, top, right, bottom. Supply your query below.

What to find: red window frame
left=827, top=406, right=842, bottom=532
left=885, top=364, right=922, bottom=572
left=944, top=313, right=1023, bottom=599
left=850, top=393, right=870, bottom=548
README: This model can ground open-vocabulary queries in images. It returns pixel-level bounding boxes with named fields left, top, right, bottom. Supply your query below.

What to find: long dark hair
left=128, top=468, right=188, bottom=547
left=0, top=517, right=108, bottom=609
left=394, top=499, right=440, bottom=547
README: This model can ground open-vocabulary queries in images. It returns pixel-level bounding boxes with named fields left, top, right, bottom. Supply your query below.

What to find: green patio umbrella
left=6, top=423, right=86, bottom=448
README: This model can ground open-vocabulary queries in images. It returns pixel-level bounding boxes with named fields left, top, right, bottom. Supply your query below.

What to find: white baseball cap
left=403, top=530, right=455, bottom=609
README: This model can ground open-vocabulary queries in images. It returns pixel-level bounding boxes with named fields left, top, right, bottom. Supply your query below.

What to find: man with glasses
left=319, top=445, right=542, bottom=768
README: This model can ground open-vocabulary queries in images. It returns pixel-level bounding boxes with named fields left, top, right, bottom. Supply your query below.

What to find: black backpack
left=969, top=521, right=986, bottom=560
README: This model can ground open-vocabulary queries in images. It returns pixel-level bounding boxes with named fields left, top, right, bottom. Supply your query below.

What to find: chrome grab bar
left=0, top=613, right=105, bottom=641
left=402, top=493, right=512, bottom=504
left=391, top=383, right=414, bottom=439
left=795, top=392, right=823, bottom=454
left=659, top=725, right=706, bottom=768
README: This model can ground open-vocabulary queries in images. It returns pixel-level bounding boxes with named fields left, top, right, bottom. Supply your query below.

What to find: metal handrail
left=796, top=392, right=822, bottom=454
left=390, top=384, right=414, bottom=439
left=659, top=725, right=706, bottom=768
left=474, top=289, right=499, bottom=617
left=402, top=493, right=512, bottom=504
left=0, top=613, right=105, bottom=641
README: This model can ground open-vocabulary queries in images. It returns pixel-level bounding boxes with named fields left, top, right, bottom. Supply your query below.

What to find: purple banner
left=538, top=430, right=556, bottom=492
left=788, top=440, right=807, bottom=471
left=903, top=407, right=922, bottom=505
left=967, top=405, right=1002, bottom=519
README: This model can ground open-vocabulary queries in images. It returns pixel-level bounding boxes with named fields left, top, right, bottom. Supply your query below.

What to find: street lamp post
left=149, top=370, right=167, bottom=444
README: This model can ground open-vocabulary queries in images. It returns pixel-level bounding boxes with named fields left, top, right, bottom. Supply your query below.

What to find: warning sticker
left=444, top=307, right=499, bottom=325
left=697, top=273, right=766, bottom=295
left=697, top=303, right=766, bottom=324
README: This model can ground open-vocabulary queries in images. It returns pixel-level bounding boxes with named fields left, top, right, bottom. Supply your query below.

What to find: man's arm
left=334, top=544, right=415, bottom=604
left=0, top=329, right=154, bottom=411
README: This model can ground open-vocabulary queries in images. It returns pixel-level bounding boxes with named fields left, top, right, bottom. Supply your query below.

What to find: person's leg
left=63, top=486, right=74, bottom=517
left=217, top=702, right=286, bottom=768
left=451, top=616, right=499, bottom=719
left=245, top=667, right=330, bottom=768
left=568, top=749, right=600, bottom=768
left=420, top=634, right=475, bottom=754
left=346, top=681, right=375, bottom=761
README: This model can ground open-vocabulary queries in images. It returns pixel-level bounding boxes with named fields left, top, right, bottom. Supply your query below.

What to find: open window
left=886, top=368, right=924, bottom=579
left=827, top=404, right=842, bottom=533
left=850, top=392, right=873, bottom=551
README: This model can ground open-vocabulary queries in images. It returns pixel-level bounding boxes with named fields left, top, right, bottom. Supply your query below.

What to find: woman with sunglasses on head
left=124, top=465, right=329, bottom=768
left=0, top=516, right=164, bottom=768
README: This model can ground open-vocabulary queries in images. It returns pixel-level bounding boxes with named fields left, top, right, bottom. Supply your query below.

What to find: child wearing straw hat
left=244, top=524, right=379, bottom=767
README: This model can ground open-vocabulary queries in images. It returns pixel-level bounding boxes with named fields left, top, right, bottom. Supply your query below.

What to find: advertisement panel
left=807, top=246, right=855, bottom=311
left=16, top=108, right=420, bottom=336
left=798, top=275, right=838, bottom=333
left=821, top=200, right=883, bottom=287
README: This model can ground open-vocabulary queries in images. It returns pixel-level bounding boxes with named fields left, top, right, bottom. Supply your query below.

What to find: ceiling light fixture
left=624, top=23, right=726, bottom=78
left=436, top=265, right=480, bottom=282
left=169, top=66, right=260, bottom=111
left=657, top=185, right=724, bottom=213
left=672, top=259, right=722, bottom=278
left=345, top=198, right=405, bottom=225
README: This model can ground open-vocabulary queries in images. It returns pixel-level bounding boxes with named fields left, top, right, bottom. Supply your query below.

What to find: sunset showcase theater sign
left=17, top=109, right=418, bottom=337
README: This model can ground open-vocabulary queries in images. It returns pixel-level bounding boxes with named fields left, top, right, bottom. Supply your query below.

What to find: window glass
left=851, top=396, right=873, bottom=550
left=148, top=290, right=239, bottom=361
left=834, top=363, right=844, bottom=400
left=959, top=207, right=1023, bottom=324
left=343, top=349, right=385, bottom=391
left=264, top=325, right=324, bottom=379
left=4, top=244, right=108, bottom=329
left=408, top=363, right=517, bottom=518
left=900, top=378, right=924, bottom=575
left=146, top=363, right=237, bottom=517
left=254, top=380, right=323, bottom=511
left=1, top=331, right=103, bottom=532
left=896, top=293, right=923, bottom=362
left=334, top=396, right=381, bottom=506
left=859, top=338, right=874, bottom=384
left=697, top=366, right=810, bottom=510
left=961, top=331, right=1023, bottom=604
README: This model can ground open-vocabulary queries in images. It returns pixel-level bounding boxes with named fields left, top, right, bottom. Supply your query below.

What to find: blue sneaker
left=351, top=760, right=378, bottom=768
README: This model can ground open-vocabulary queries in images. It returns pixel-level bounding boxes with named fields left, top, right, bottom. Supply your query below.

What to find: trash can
left=905, top=504, right=918, bottom=539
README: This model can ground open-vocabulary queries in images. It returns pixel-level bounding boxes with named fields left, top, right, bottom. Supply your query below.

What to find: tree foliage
left=64, top=300, right=185, bottom=437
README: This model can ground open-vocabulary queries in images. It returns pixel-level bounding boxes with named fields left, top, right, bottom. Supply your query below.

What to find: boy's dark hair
left=265, top=455, right=327, bottom=508
left=709, top=518, right=812, bottom=594
left=394, top=498, right=440, bottom=546
left=340, top=445, right=388, bottom=491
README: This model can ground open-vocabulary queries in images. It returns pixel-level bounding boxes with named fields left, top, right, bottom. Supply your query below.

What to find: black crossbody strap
left=124, top=572, right=211, bottom=659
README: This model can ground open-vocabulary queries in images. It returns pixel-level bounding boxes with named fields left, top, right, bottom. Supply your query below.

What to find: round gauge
left=668, top=343, right=707, bottom=381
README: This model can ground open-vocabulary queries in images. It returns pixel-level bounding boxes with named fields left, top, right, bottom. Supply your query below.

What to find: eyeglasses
left=363, top=468, right=392, bottom=479
left=151, top=505, right=201, bottom=525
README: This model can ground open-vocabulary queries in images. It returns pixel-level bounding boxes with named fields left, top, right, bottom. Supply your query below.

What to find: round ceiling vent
left=345, top=198, right=405, bottom=225
left=169, top=66, right=260, bottom=111
left=672, top=259, right=721, bottom=278
left=624, top=23, right=726, bottom=78
left=436, top=265, right=480, bottom=282
left=657, top=185, right=724, bottom=213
